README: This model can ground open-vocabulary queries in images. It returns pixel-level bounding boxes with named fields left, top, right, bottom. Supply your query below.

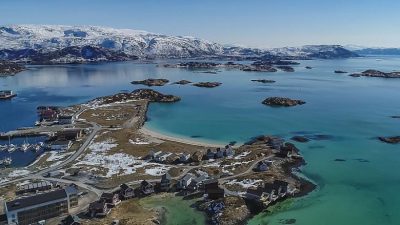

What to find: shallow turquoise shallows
left=0, top=57, right=399, bottom=225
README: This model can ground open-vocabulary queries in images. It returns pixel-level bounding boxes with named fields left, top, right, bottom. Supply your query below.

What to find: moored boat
left=0, top=90, right=17, bottom=100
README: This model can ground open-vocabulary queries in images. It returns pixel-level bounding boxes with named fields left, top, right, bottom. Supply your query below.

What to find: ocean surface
left=0, top=57, right=399, bottom=225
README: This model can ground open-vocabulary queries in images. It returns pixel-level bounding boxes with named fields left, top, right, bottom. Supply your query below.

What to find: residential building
left=58, top=115, right=75, bottom=125
left=206, top=149, right=215, bottom=160
left=179, top=153, right=191, bottom=163
left=5, top=186, right=78, bottom=225
left=215, top=148, right=224, bottom=158
left=56, top=129, right=83, bottom=141
left=16, top=181, right=53, bottom=195
left=177, top=174, right=193, bottom=190
left=224, top=145, right=235, bottom=157
left=160, top=173, right=172, bottom=192
left=100, top=193, right=121, bottom=207
left=154, top=152, right=172, bottom=163
left=191, top=151, right=203, bottom=162
left=140, top=180, right=154, bottom=195
left=88, top=200, right=110, bottom=218
left=61, top=215, right=81, bottom=225
left=51, top=140, right=72, bottom=151
left=119, top=184, right=134, bottom=200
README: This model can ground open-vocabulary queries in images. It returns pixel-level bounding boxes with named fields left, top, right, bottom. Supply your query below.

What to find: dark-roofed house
left=141, top=180, right=154, bottom=195
left=88, top=200, right=110, bottom=218
left=160, top=173, right=172, bottom=192
left=203, top=179, right=224, bottom=200
left=177, top=174, right=194, bottom=190
left=179, top=153, right=191, bottom=163
left=245, top=187, right=269, bottom=203
left=61, top=214, right=81, bottom=225
left=100, top=192, right=121, bottom=207
left=58, top=115, right=75, bottom=125
left=5, top=186, right=78, bottom=225
left=119, top=184, right=134, bottom=200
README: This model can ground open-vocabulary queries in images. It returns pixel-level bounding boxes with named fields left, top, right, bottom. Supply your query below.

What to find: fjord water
left=0, top=57, right=399, bottom=224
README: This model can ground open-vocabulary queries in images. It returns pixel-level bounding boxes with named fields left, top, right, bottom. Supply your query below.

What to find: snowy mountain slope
left=0, top=25, right=357, bottom=63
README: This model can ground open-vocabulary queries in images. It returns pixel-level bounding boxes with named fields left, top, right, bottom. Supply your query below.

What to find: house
left=119, top=184, right=134, bottom=200
left=224, top=145, right=235, bottom=157
left=177, top=174, right=194, bottom=190
left=187, top=174, right=208, bottom=192
left=40, top=109, right=59, bottom=122
left=100, top=192, right=121, bottom=207
left=56, top=129, right=83, bottom=141
left=267, top=137, right=284, bottom=150
left=203, top=179, right=219, bottom=191
left=206, top=149, right=215, bottom=160
left=154, top=152, right=172, bottom=163
left=191, top=151, right=203, bottom=162
left=179, top=153, right=191, bottom=163
left=58, top=115, right=75, bottom=125
left=215, top=148, right=224, bottom=158
left=255, top=160, right=269, bottom=172
left=206, top=187, right=225, bottom=200
left=245, top=187, right=270, bottom=203
left=5, top=186, right=78, bottom=225
left=276, top=148, right=292, bottom=158
left=51, top=140, right=72, bottom=151
left=61, top=215, right=80, bottom=225
left=160, top=173, right=172, bottom=192
left=141, top=180, right=155, bottom=195
left=148, top=150, right=162, bottom=160
left=88, top=200, right=110, bottom=218
left=16, top=181, right=53, bottom=195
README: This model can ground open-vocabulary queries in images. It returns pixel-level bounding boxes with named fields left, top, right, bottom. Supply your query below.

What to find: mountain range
left=0, top=25, right=359, bottom=64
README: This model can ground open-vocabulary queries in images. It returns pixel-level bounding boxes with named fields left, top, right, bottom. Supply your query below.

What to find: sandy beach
left=139, top=126, right=225, bottom=148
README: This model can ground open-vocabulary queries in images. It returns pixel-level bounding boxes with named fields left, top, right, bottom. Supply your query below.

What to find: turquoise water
left=0, top=58, right=399, bottom=224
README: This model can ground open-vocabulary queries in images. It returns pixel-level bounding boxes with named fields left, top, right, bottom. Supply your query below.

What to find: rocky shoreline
left=0, top=61, right=25, bottom=76
left=378, top=136, right=400, bottom=144
left=350, top=69, right=400, bottom=78
left=193, top=82, right=222, bottom=88
left=131, top=78, right=169, bottom=86
left=91, top=89, right=181, bottom=105
left=262, top=97, right=306, bottom=107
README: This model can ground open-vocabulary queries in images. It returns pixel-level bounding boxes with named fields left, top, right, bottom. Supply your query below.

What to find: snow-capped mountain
left=0, top=25, right=357, bottom=63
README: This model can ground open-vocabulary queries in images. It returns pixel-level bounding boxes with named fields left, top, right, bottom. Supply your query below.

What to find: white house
left=51, top=140, right=72, bottom=152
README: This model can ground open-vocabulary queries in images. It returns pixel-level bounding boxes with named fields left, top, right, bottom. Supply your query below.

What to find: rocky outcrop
left=291, top=136, right=310, bottom=143
left=0, top=61, right=25, bottom=76
left=378, top=136, right=400, bottom=144
left=251, top=79, right=276, bottom=83
left=262, top=97, right=306, bottom=107
left=165, top=62, right=221, bottom=69
left=391, top=116, right=400, bottom=119
left=350, top=70, right=400, bottom=78
left=131, top=78, right=169, bottom=86
left=305, top=66, right=312, bottom=69
left=277, top=66, right=295, bottom=72
left=334, top=70, right=348, bottom=73
left=193, top=82, right=222, bottom=88
left=173, top=80, right=192, bottom=85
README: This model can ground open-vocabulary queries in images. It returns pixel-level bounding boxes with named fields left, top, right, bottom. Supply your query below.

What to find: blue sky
left=1, top=0, right=399, bottom=48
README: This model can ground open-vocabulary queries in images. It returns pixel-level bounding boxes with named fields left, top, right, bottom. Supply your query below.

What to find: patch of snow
left=129, top=138, right=149, bottom=145
left=145, top=165, right=170, bottom=176
left=226, top=179, right=263, bottom=188
left=234, top=151, right=250, bottom=160
left=9, top=169, right=31, bottom=178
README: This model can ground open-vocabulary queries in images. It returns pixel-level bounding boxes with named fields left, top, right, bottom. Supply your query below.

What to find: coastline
left=139, top=125, right=226, bottom=148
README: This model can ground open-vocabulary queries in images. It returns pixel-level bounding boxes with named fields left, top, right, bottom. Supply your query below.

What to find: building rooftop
left=6, top=189, right=67, bottom=211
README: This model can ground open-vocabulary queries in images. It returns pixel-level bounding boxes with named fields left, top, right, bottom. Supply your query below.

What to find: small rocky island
left=305, top=66, right=312, bottom=69
left=251, top=79, right=276, bottom=83
left=131, top=78, right=169, bottom=86
left=350, top=70, right=400, bottom=78
left=277, top=65, right=295, bottom=72
left=173, top=80, right=192, bottom=85
left=0, top=61, right=26, bottom=76
left=262, top=97, right=306, bottom=107
left=378, top=136, right=400, bottom=144
left=193, top=82, right=222, bottom=88
left=334, top=70, right=348, bottom=74
left=291, top=136, right=310, bottom=143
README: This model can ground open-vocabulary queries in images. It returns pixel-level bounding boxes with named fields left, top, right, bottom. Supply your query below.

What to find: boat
left=0, top=90, right=17, bottom=100
left=8, top=144, right=16, bottom=153
left=0, top=157, right=12, bottom=166
left=34, top=121, right=41, bottom=126
left=34, top=144, right=41, bottom=152
left=20, top=143, right=30, bottom=152
left=0, top=145, right=7, bottom=151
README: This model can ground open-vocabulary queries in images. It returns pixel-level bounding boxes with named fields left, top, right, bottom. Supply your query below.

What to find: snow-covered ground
left=226, top=179, right=263, bottom=189
left=8, top=169, right=31, bottom=178
left=75, top=138, right=170, bottom=177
